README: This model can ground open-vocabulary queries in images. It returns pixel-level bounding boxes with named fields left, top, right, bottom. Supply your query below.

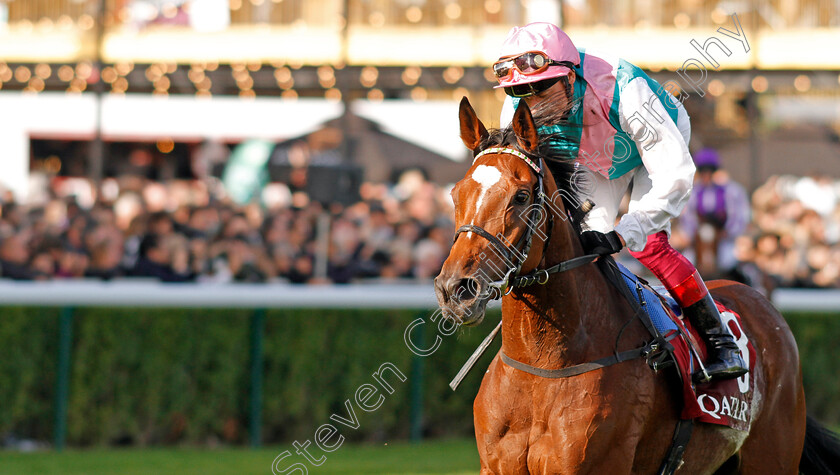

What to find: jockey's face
left=523, top=69, right=575, bottom=111
left=697, top=167, right=715, bottom=185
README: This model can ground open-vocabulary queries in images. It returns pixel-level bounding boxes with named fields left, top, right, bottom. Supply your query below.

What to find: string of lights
left=0, top=60, right=837, bottom=100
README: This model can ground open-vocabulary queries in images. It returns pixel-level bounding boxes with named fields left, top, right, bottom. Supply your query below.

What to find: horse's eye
left=514, top=190, right=530, bottom=205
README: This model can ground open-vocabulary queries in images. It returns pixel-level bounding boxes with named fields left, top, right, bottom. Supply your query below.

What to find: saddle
left=598, top=256, right=757, bottom=474
left=600, top=257, right=757, bottom=431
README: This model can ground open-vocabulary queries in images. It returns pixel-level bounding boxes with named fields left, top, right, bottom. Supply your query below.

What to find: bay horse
left=435, top=97, right=840, bottom=473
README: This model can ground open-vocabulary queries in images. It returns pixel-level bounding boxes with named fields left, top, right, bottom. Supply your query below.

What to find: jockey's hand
left=580, top=230, right=624, bottom=256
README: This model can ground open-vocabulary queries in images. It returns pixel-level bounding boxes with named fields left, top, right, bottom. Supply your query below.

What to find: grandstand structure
left=0, top=0, right=839, bottom=198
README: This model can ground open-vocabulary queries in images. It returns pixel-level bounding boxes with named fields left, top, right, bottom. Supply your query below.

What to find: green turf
left=0, top=439, right=479, bottom=475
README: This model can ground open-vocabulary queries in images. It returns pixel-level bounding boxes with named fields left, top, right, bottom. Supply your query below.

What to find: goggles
left=492, top=51, right=572, bottom=80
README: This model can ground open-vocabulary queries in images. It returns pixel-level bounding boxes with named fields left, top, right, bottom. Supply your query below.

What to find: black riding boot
left=684, top=293, right=748, bottom=384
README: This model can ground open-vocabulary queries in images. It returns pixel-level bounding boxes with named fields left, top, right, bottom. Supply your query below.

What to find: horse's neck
left=499, top=220, right=618, bottom=367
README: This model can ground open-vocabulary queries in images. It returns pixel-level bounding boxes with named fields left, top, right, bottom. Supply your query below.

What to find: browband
left=473, top=147, right=541, bottom=175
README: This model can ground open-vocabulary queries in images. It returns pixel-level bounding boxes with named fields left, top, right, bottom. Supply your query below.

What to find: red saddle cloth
left=665, top=302, right=757, bottom=432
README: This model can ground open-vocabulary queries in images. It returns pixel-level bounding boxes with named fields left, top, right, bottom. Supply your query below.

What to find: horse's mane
left=477, top=101, right=589, bottom=230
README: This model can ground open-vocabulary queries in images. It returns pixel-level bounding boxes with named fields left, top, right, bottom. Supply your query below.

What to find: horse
left=434, top=97, right=840, bottom=473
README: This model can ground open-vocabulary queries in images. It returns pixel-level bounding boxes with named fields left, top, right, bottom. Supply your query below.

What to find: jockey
left=494, top=22, right=747, bottom=383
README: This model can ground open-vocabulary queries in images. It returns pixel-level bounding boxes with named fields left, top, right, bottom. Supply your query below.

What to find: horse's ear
left=458, top=96, right=488, bottom=152
left=512, top=100, right=539, bottom=154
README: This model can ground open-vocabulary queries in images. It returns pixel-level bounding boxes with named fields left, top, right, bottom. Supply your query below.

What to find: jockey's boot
left=683, top=292, right=748, bottom=384
left=628, top=231, right=748, bottom=384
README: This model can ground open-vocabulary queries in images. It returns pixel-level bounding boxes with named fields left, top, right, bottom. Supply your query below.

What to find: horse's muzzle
left=434, top=275, right=488, bottom=326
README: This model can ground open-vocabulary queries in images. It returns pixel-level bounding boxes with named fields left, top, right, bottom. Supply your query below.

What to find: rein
left=498, top=258, right=676, bottom=380
left=452, top=146, right=598, bottom=297
left=447, top=250, right=603, bottom=391
left=451, top=256, right=677, bottom=389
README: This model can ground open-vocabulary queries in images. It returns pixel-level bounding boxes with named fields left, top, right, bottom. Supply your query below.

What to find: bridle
left=452, top=146, right=598, bottom=298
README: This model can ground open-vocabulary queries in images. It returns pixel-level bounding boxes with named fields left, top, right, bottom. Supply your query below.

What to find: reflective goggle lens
left=492, top=60, right=513, bottom=78
left=493, top=52, right=551, bottom=79
left=516, top=52, right=546, bottom=71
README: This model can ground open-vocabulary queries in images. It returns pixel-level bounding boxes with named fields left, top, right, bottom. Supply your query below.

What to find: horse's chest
left=488, top=399, right=629, bottom=474
left=476, top=363, right=652, bottom=473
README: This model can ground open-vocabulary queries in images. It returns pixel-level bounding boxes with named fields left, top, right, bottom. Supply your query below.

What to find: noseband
left=452, top=147, right=597, bottom=297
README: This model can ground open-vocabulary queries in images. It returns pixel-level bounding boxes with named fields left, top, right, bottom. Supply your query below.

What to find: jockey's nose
left=435, top=275, right=480, bottom=304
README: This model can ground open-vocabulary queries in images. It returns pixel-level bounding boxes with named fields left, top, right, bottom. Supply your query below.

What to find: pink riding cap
left=496, top=22, right=580, bottom=88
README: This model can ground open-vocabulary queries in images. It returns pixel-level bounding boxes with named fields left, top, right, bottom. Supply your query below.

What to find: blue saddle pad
left=615, top=262, right=679, bottom=335
left=651, top=285, right=683, bottom=318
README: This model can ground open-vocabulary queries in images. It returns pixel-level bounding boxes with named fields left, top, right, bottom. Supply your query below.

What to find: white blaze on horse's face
left=467, top=165, right=502, bottom=238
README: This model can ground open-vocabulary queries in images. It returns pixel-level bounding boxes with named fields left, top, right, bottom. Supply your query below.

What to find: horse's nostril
left=434, top=276, right=449, bottom=302
left=438, top=276, right=481, bottom=304
left=455, top=277, right=479, bottom=302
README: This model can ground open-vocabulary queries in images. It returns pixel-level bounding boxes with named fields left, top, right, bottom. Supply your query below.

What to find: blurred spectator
left=413, top=238, right=445, bottom=279
left=286, top=254, right=314, bottom=284
left=86, top=238, right=124, bottom=280
left=29, top=250, right=56, bottom=281
left=55, top=245, right=89, bottom=279
left=679, top=148, right=750, bottom=278
left=148, top=211, right=174, bottom=236
left=0, top=234, right=34, bottom=280
left=132, top=233, right=193, bottom=282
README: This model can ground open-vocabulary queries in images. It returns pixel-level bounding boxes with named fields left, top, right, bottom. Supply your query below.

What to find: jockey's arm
left=614, top=77, right=696, bottom=252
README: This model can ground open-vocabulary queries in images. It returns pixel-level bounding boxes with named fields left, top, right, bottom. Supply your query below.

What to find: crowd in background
left=740, top=175, right=840, bottom=288
left=0, top=169, right=839, bottom=288
left=0, top=170, right=454, bottom=284
left=663, top=171, right=840, bottom=291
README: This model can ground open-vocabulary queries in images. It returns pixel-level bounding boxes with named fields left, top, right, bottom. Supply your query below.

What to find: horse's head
left=435, top=97, right=568, bottom=325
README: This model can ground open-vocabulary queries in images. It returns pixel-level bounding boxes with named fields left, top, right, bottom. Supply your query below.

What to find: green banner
left=221, top=139, right=274, bottom=205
